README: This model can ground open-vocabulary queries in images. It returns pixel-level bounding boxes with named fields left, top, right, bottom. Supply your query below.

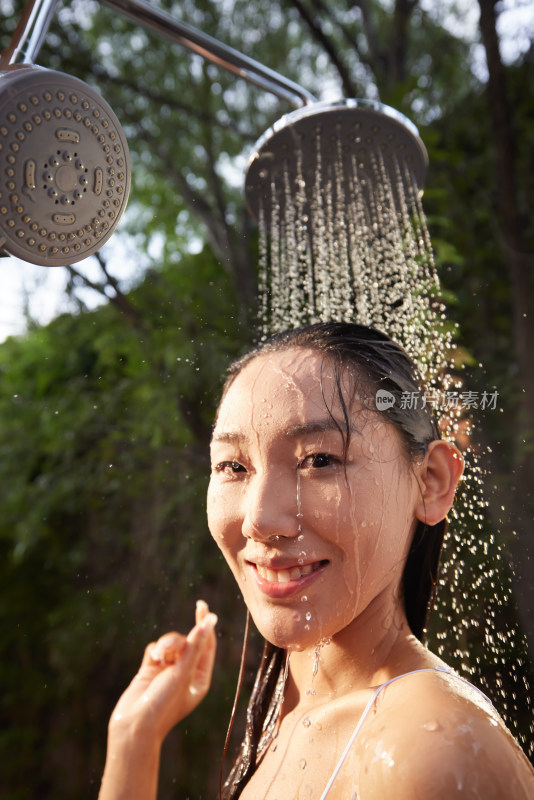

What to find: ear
left=414, top=440, right=464, bottom=525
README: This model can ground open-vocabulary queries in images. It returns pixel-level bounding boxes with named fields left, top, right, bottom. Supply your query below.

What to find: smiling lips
left=256, top=562, right=318, bottom=583
left=249, top=559, right=327, bottom=596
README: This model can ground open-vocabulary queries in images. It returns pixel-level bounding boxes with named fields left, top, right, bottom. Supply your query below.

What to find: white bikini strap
left=318, top=666, right=493, bottom=800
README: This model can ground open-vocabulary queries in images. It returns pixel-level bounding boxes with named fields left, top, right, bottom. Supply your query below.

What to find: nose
left=241, top=470, right=300, bottom=541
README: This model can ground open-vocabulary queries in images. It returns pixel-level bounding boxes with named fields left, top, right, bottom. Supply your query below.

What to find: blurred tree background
left=0, top=0, right=533, bottom=797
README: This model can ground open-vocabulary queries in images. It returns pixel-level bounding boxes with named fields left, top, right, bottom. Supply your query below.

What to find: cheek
left=347, top=463, right=417, bottom=588
left=207, top=480, right=241, bottom=547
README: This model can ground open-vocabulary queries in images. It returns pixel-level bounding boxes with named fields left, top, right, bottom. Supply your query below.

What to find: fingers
left=195, top=598, right=209, bottom=625
left=186, top=610, right=218, bottom=696
left=113, top=601, right=218, bottom=741
left=149, top=633, right=187, bottom=666
left=143, top=600, right=216, bottom=669
left=187, top=609, right=217, bottom=642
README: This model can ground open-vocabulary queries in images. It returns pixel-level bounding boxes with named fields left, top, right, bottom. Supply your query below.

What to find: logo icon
left=375, top=389, right=395, bottom=411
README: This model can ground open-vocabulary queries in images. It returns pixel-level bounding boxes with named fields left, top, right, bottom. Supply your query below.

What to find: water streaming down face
left=250, top=108, right=533, bottom=755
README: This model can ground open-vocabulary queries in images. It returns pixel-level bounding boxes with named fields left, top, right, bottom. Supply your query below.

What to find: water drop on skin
left=299, top=758, right=307, bottom=770
left=312, top=649, right=321, bottom=678
left=422, top=719, right=440, bottom=732
left=302, top=717, right=311, bottom=728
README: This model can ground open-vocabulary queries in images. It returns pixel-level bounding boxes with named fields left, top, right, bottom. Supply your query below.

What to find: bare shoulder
left=356, top=669, right=534, bottom=800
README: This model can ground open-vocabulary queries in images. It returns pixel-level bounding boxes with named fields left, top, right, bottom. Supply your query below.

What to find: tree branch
left=66, top=254, right=144, bottom=330
left=285, top=0, right=359, bottom=97
left=352, top=0, right=388, bottom=83
left=388, top=0, right=418, bottom=88
left=199, top=89, right=257, bottom=310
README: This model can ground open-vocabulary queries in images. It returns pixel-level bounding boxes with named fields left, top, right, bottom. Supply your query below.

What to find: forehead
left=215, top=348, right=358, bottom=434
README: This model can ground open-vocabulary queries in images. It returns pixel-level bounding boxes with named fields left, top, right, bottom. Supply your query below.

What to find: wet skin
left=208, top=348, right=534, bottom=800
left=208, top=348, right=422, bottom=653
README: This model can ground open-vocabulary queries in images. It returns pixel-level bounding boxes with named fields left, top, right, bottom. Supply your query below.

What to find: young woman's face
left=207, top=348, right=421, bottom=650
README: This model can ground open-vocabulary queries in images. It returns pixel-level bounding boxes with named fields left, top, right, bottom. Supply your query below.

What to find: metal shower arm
left=0, top=0, right=59, bottom=67
left=101, top=0, right=318, bottom=107
left=2, top=0, right=318, bottom=108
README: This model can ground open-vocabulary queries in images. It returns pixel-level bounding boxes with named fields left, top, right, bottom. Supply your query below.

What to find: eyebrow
left=210, top=430, right=246, bottom=444
left=285, top=420, right=348, bottom=437
left=211, top=418, right=359, bottom=444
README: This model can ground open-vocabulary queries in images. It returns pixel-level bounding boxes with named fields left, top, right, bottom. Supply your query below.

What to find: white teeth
left=256, top=563, right=319, bottom=582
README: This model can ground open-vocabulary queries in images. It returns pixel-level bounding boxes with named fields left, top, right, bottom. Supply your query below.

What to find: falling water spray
left=244, top=99, right=533, bottom=754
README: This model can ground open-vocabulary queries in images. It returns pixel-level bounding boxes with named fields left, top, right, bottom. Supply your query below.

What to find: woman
left=99, top=322, right=534, bottom=799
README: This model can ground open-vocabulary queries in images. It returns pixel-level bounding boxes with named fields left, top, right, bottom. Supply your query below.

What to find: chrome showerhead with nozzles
left=244, top=99, right=428, bottom=226
left=0, top=64, right=131, bottom=266
left=2, top=0, right=316, bottom=267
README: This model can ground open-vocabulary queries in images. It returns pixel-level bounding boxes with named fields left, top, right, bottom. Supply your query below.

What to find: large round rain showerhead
left=0, top=65, right=130, bottom=266
left=244, top=99, right=428, bottom=224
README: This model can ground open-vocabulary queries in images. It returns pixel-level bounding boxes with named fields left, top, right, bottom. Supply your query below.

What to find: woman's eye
left=300, top=453, right=337, bottom=469
left=214, top=460, right=247, bottom=475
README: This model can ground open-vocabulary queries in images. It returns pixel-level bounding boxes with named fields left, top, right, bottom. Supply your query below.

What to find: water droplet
left=422, top=719, right=440, bottom=732
left=299, top=758, right=307, bottom=770
left=302, top=717, right=311, bottom=728
left=296, top=462, right=303, bottom=526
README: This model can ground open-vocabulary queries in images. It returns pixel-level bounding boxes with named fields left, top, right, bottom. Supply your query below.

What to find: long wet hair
left=219, top=322, right=446, bottom=799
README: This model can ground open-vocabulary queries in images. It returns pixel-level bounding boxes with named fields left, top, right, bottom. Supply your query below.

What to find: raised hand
left=99, top=600, right=217, bottom=800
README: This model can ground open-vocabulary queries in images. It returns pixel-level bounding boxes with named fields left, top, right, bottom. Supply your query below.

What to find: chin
left=253, top=608, right=332, bottom=652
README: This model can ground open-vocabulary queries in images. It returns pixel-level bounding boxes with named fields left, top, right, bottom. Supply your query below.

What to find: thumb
left=183, top=612, right=218, bottom=697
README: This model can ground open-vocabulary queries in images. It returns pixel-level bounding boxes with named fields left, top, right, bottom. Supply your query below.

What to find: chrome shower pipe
left=2, top=0, right=318, bottom=108
left=0, top=0, right=59, bottom=67
left=101, top=0, right=317, bottom=107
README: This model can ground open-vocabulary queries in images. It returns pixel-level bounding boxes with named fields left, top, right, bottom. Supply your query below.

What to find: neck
left=280, top=591, right=423, bottom=716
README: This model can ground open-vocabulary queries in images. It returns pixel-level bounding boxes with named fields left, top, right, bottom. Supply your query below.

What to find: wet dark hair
left=219, top=322, right=447, bottom=799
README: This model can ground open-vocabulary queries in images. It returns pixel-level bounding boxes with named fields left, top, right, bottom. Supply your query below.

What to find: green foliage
left=0, top=248, right=251, bottom=797
left=423, top=51, right=534, bottom=467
